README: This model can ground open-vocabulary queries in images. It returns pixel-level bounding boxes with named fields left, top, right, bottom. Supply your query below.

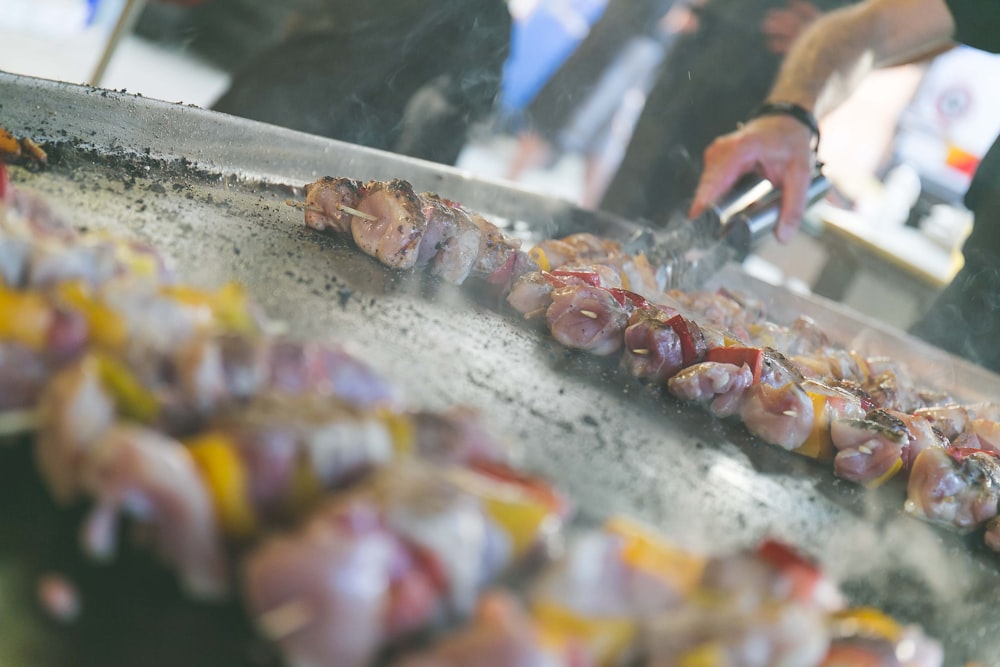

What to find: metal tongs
left=625, top=162, right=831, bottom=290
left=706, top=161, right=831, bottom=259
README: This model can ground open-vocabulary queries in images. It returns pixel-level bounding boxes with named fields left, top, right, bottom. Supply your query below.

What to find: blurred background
left=3, top=0, right=1000, bottom=331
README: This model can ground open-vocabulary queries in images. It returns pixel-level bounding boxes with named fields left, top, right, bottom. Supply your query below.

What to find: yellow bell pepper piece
left=533, top=599, right=637, bottom=666
left=794, top=392, right=834, bottom=462
left=56, top=280, right=127, bottom=349
left=284, top=453, right=324, bottom=517
left=160, top=281, right=256, bottom=334
left=864, top=458, right=903, bottom=489
left=445, top=468, right=552, bottom=558
left=114, top=242, right=160, bottom=279
left=679, top=641, right=727, bottom=667
left=93, top=353, right=159, bottom=422
left=377, top=409, right=415, bottom=457
left=529, top=246, right=551, bottom=272
left=0, top=284, right=52, bottom=350
left=210, top=282, right=257, bottom=333
left=604, top=516, right=705, bottom=594
left=830, top=607, right=902, bottom=642
left=186, top=431, right=256, bottom=538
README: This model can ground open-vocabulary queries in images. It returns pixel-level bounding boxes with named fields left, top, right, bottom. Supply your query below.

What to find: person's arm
left=689, top=0, right=956, bottom=242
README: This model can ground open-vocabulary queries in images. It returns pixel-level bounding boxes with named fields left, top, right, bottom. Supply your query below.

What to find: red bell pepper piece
left=664, top=314, right=706, bottom=366
left=0, top=163, right=8, bottom=203
left=705, top=345, right=764, bottom=383
left=486, top=251, right=518, bottom=285
left=548, top=269, right=604, bottom=288
left=949, top=447, right=1000, bottom=463
left=607, top=288, right=651, bottom=311
left=469, top=460, right=572, bottom=518
left=756, top=539, right=823, bottom=603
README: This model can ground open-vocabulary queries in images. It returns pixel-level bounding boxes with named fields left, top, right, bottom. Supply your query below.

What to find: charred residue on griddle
left=337, top=287, right=352, bottom=309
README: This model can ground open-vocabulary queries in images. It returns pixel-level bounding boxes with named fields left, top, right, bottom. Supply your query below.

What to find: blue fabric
left=500, top=0, right=607, bottom=113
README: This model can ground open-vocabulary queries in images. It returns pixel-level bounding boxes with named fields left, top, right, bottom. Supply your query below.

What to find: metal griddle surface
left=2, top=72, right=1000, bottom=665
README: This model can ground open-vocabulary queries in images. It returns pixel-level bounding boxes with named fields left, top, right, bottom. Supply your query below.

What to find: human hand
left=688, top=115, right=815, bottom=243
left=761, top=0, right=823, bottom=54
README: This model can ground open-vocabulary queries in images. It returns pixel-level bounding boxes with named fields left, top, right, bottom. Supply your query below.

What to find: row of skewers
left=299, top=175, right=1000, bottom=558
left=0, top=152, right=945, bottom=665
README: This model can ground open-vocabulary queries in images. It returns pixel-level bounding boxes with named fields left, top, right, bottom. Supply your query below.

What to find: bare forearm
left=765, top=0, right=956, bottom=118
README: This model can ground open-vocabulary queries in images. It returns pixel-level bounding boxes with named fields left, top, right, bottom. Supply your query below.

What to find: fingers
left=775, top=156, right=812, bottom=242
left=689, top=116, right=815, bottom=240
left=689, top=132, right=762, bottom=219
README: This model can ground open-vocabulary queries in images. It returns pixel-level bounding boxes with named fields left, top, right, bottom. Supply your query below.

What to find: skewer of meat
left=394, top=520, right=940, bottom=667
left=394, top=518, right=699, bottom=667
left=35, top=333, right=501, bottom=504
left=241, top=460, right=569, bottom=667
left=53, top=383, right=523, bottom=599
left=299, top=177, right=536, bottom=289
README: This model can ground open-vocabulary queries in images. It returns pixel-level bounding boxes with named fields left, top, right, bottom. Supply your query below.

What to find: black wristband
left=749, top=101, right=820, bottom=150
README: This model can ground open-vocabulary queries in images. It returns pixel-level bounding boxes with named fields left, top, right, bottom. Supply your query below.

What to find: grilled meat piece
left=392, top=593, right=551, bottom=667
left=914, top=402, right=1000, bottom=441
left=243, top=499, right=429, bottom=667
left=546, top=284, right=628, bottom=356
left=906, top=447, right=1000, bottom=533
left=354, top=179, right=427, bottom=270
left=740, top=381, right=815, bottom=451
left=668, top=361, right=754, bottom=418
left=419, top=193, right=481, bottom=284
left=831, top=410, right=909, bottom=486
left=302, top=176, right=363, bottom=234
left=621, top=309, right=686, bottom=384
left=78, top=424, right=229, bottom=600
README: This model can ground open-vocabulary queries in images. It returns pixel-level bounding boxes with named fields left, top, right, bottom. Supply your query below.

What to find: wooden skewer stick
left=283, top=199, right=378, bottom=222
left=336, top=205, right=378, bottom=222
left=284, top=199, right=324, bottom=214
left=0, top=409, right=39, bottom=439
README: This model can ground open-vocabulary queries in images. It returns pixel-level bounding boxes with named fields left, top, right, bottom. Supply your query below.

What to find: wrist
left=748, top=101, right=820, bottom=150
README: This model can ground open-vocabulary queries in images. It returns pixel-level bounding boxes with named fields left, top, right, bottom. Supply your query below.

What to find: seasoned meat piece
left=906, top=447, right=1000, bottom=532
left=621, top=309, right=685, bottom=384
left=35, top=356, right=117, bottom=503
left=243, top=500, right=433, bottom=667
left=506, top=271, right=553, bottom=317
left=546, top=284, right=628, bottom=356
left=375, top=465, right=501, bottom=614
left=668, top=361, right=754, bottom=418
left=429, top=201, right=481, bottom=284
left=216, top=394, right=395, bottom=517
left=78, top=425, right=229, bottom=599
left=915, top=402, right=1000, bottom=441
left=952, top=419, right=1000, bottom=454
left=740, top=382, right=815, bottom=451
left=0, top=341, right=52, bottom=411
left=354, top=179, right=427, bottom=270
left=29, top=239, right=120, bottom=288
left=302, top=176, right=363, bottom=233
left=468, top=213, right=521, bottom=278
left=890, top=410, right=949, bottom=470
left=831, top=410, right=908, bottom=486
left=175, top=334, right=401, bottom=416
left=528, top=232, right=621, bottom=270
left=392, top=593, right=551, bottom=667
left=0, top=234, right=29, bottom=286
left=507, top=265, right=619, bottom=318
left=411, top=406, right=511, bottom=464
left=646, top=544, right=837, bottom=667
left=760, top=348, right=806, bottom=387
